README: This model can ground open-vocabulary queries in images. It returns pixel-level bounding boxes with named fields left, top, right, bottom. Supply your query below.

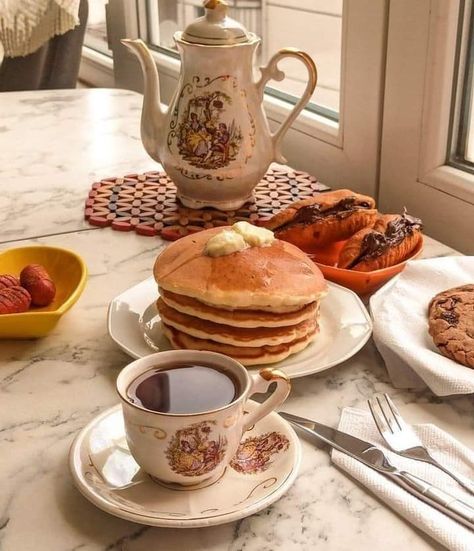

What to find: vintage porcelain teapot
left=122, top=0, right=317, bottom=210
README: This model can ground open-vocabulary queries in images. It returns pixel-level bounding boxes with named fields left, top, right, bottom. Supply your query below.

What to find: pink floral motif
left=230, top=432, right=290, bottom=474
left=166, top=420, right=227, bottom=477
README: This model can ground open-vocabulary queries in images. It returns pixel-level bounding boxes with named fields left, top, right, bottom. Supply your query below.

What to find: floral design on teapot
left=176, top=90, right=243, bottom=170
left=166, top=420, right=227, bottom=477
left=230, top=431, right=289, bottom=474
left=167, top=75, right=252, bottom=177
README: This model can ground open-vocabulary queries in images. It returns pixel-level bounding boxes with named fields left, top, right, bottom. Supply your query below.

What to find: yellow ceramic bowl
left=0, top=246, right=87, bottom=338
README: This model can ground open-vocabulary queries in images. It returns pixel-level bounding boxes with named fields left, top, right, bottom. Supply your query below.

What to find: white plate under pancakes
left=108, top=277, right=372, bottom=378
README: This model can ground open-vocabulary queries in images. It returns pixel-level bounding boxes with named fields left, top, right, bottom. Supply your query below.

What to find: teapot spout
left=121, top=39, right=167, bottom=163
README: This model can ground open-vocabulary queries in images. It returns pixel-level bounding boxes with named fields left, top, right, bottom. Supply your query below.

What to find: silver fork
left=368, top=393, right=474, bottom=496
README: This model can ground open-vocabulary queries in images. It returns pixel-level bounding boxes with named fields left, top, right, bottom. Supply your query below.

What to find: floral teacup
left=116, top=350, right=290, bottom=487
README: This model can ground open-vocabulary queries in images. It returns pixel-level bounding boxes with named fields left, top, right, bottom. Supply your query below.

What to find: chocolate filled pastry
left=260, top=189, right=377, bottom=249
left=338, top=212, right=423, bottom=271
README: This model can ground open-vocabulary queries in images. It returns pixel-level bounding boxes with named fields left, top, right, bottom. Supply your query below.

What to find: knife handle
left=428, top=455, right=474, bottom=496
left=391, top=471, right=474, bottom=529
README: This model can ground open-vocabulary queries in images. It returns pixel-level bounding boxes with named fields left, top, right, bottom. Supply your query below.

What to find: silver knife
left=280, top=411, right=474, bottom=531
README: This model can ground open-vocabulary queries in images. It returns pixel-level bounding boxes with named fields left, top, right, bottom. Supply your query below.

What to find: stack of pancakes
left=154, top=227, right=327, bottom=366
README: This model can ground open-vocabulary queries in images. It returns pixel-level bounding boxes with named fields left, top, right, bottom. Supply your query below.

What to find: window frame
left=450, top=0, right=474, bottom=173
left=79, top=1, right=114, bottom=87
left=379, top=0, right=474, bottom=253
left=79, top=46, right=114, bottom=87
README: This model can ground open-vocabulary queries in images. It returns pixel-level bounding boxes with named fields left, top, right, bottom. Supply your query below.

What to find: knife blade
left=280, top=411, right=474, bottom=530
left=280, top=411, right=389, bottom=469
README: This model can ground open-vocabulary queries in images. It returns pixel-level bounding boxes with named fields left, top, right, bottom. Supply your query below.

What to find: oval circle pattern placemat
left=84, top=166, right=329, bottom=241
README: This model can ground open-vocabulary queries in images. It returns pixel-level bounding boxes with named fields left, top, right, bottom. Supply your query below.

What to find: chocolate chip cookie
left=428, top=284, right=474, bottom=368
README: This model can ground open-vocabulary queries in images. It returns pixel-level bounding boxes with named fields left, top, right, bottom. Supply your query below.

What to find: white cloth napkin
left=333, top=407, right=474, bottom=551
left=0, top=0, right=80, bottom=57
left=370, top=256, right=474, bottom=396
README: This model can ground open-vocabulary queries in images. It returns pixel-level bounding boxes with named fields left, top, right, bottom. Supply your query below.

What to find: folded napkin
left=0, top=0, right=80, bottom=57
left=370, top=256, right=474, bottom=396
left=333, top=407, right=474, bottom=551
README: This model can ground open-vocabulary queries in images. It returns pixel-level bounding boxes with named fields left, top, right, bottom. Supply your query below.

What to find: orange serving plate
left=307, top=237, right=424, bottom=296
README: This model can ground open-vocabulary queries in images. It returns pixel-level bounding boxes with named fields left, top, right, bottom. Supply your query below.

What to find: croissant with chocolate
left=260, top=189, right=377, bottom=249
left=338, top=212, right=423, bottom=271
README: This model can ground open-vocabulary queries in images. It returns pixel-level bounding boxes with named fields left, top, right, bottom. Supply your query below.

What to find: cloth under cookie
left=370, top=256, right=474, bottom=396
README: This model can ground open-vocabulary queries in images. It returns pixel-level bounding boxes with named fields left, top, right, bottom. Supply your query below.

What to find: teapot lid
left=181, top=0, right=251, bottom=45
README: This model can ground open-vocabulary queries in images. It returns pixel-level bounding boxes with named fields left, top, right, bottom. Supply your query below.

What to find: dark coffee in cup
left=126, top=362, right=240, bottom=414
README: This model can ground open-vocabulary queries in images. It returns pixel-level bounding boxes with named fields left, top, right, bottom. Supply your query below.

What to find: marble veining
left=0, top=229, right=466, bottom=551
left=0, top=89, right=468, bottom=551
left=0, top=89, right=153, bottom=243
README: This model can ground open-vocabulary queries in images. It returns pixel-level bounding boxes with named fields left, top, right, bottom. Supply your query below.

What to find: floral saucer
left=69, top=401, right=301, bottom=528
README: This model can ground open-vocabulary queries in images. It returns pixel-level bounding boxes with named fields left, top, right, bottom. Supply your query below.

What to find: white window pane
left=450, top=1, right=474, bottom=168
left=263, top=3, right=341, bottom=112
left=85, top=0, right=111, bottom=55
left=465, top=86, right=474, bottom=162
left=149, top=0, right=342, bottom=115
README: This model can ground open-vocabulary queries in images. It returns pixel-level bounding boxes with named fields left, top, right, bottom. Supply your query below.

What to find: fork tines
left=368, top=394, right=402, bottom=434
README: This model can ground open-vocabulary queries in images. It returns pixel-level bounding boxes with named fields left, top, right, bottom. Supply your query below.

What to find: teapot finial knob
left=182, top=0, right=248, bottom=45
left=204, top=0, right=227, bottom=9
left=204, top=0, right=228, bottom=21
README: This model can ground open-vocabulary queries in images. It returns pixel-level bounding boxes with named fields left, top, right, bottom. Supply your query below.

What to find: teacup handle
left=257, top=48, right=318, bottom=164
left=243, top=368, right=291, bottom=430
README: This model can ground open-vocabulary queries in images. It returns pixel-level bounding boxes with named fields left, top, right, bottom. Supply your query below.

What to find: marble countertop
left=0, top=89, right=470, bottom=551
left=0, top=89, right=153, bottom=243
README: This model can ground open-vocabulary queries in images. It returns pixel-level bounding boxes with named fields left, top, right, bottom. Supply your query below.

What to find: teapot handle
left=257, top=48, right=317, bottom=163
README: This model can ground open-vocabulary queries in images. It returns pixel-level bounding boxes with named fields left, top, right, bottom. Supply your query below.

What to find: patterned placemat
left=84, top=166, right=329, bottom=240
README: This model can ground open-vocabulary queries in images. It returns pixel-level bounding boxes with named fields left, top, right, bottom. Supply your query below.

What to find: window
left=80, top=0, right=114, bottom=88
left=450, top=2, right=474, bottom=170
left=379, top=0, right=474, bottom=253
left=84, top=0, right=111, bottom=55
left=145, top=0, right=342, bottom=120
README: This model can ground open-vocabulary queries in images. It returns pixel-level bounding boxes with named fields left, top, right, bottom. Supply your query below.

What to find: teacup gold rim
left=116, top=350, right=252, bottom=418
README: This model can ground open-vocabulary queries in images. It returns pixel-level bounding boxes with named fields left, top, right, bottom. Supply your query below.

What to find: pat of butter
left=204, top=230, right=248, bottom=257
left=204, top=222, right=275, bottom=257
left=232, top=221, right=275, bottom=247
